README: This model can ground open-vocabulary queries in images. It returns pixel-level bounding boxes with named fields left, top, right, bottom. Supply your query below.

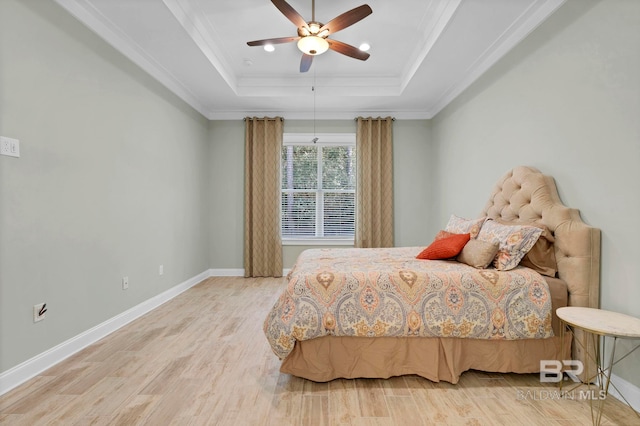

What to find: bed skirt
left=279, top=334, right=571, bottom=384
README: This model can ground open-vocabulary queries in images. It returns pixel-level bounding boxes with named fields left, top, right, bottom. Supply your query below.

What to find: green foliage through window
left=281, top=143, right=356, bottom=238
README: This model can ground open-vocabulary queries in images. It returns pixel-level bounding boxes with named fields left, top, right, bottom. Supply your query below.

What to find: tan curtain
left=244, top=117, right=283, bottom=277
left=355, top=117, right=394, bottom=248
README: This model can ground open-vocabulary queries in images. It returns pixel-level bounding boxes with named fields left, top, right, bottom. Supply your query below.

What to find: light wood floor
left=1, top=277, right=638, bottom=425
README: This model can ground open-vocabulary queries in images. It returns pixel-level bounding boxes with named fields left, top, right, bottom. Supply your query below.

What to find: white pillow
left=444, top=215, right=486, bottom=239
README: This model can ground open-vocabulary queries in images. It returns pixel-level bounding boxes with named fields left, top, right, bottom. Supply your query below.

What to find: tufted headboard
left=481, top=166, right=601, bottom=375
left=481, top=166, right=600, bottom=309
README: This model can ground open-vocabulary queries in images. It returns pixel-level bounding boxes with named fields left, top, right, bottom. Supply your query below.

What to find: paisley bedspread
left=264, top=247, right=553, bottom=359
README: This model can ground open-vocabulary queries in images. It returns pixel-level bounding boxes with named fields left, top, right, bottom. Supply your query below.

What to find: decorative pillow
left=417, top=233, right=471, bottom=260
left=520, top=235, right=557, bottom=276
left=476, top=220, right=543, bottom=271
left=434, top=230, right=456, bottom=240
left=495, top=219, right=557, bottom=277
left=457, top=239, right=500, bottom=269
left=444, top=215, right=486, bottom=239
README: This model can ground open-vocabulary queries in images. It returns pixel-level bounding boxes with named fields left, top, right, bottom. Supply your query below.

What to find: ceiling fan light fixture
left=308, top=22, right=321, bottom=34
left=264, top=44, right=275, bottom=52
left=246, top=0, right=373, bottom=71
left=297, top=36, right=329, bottom=56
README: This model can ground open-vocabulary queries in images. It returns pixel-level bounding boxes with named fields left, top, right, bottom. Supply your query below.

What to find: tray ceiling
left=54, top=0, right=565, bottom=119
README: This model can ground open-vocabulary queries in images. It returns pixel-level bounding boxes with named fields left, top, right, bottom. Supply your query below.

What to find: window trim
left=282, top=238, right=354, bottom=246
left=281, top=133, right=356, bottom=244
left=283, top=133, right=356, bottom=146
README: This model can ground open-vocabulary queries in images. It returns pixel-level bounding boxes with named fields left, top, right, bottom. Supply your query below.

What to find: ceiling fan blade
left=327, top=39, right=370, bottom=61
left=247, top=36, right=300, bottom=46
left=319, top=4, right=372, bottom=35
left=271, top=0, right=308, bottom=29
left=300, top=54, right=314, bottom=73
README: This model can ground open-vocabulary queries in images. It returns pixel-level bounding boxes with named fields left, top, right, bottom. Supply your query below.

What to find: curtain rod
left=354, top=117, right=396, bottom=121
left=242, top=117, right=396, bottom=121
left=243, top=117, right=284, bottom=121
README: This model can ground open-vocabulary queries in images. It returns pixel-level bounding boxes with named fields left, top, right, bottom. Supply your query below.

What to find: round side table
left=556, top=306, right=640, bottom=425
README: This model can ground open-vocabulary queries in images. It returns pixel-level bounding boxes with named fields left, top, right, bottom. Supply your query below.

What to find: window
left=281, top=133, right=356, bottom=244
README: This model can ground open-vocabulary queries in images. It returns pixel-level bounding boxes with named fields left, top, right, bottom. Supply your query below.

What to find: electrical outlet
left=33, top=303, right=46, bottom=322
left=122, top=276, right=129, bottom=290
left=159, top=265, right=164, bottom=276
left=1, top=136, right=20, bottom=158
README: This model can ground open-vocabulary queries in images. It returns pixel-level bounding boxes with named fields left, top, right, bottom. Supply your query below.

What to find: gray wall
left=3, top=0, right=638, bottom=392
left=431, top=0, right=640, bottom=387
left=208, top=120, right=245, bottom=270
left=0, top=0, right=210, bottom=372
left=208, top=119, right=433, bottom=270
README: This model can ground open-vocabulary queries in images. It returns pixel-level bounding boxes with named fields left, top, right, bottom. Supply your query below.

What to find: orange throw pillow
left=417, top=233, right=471, bottom=260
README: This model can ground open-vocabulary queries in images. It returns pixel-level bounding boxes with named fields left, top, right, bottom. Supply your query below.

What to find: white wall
left=431, top=0, right=640, bottom=387
left=0, top=0, right=210, bottom=373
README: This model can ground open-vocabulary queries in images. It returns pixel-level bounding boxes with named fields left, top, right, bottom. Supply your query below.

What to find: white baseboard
left=609, top=373, right=640, bottom=414
left=0, top=270, right=209, bottom=396
left=208, top=269, right=290, bottom=277
left=209, top=268, right=245, bottom=277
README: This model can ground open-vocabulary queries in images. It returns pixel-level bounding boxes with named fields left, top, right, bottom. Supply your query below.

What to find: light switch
left=0, top=136, right=20, bottom=158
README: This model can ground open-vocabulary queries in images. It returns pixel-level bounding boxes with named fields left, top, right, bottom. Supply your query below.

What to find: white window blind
left=281, top=133, right=356, bottom=242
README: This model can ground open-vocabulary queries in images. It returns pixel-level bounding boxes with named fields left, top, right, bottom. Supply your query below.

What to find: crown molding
left=207, top=109, right=433, bottom=121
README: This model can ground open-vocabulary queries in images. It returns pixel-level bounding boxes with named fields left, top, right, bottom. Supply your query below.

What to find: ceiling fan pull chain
left=313, top=69, right=317, bottom=141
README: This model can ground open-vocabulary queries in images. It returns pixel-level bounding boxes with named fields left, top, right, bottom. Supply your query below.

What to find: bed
left=264, top=166, right=600, bottom=383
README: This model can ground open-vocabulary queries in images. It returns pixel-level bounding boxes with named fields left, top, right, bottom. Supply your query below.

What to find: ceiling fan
left=247, top=0, right=372, bottom=73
